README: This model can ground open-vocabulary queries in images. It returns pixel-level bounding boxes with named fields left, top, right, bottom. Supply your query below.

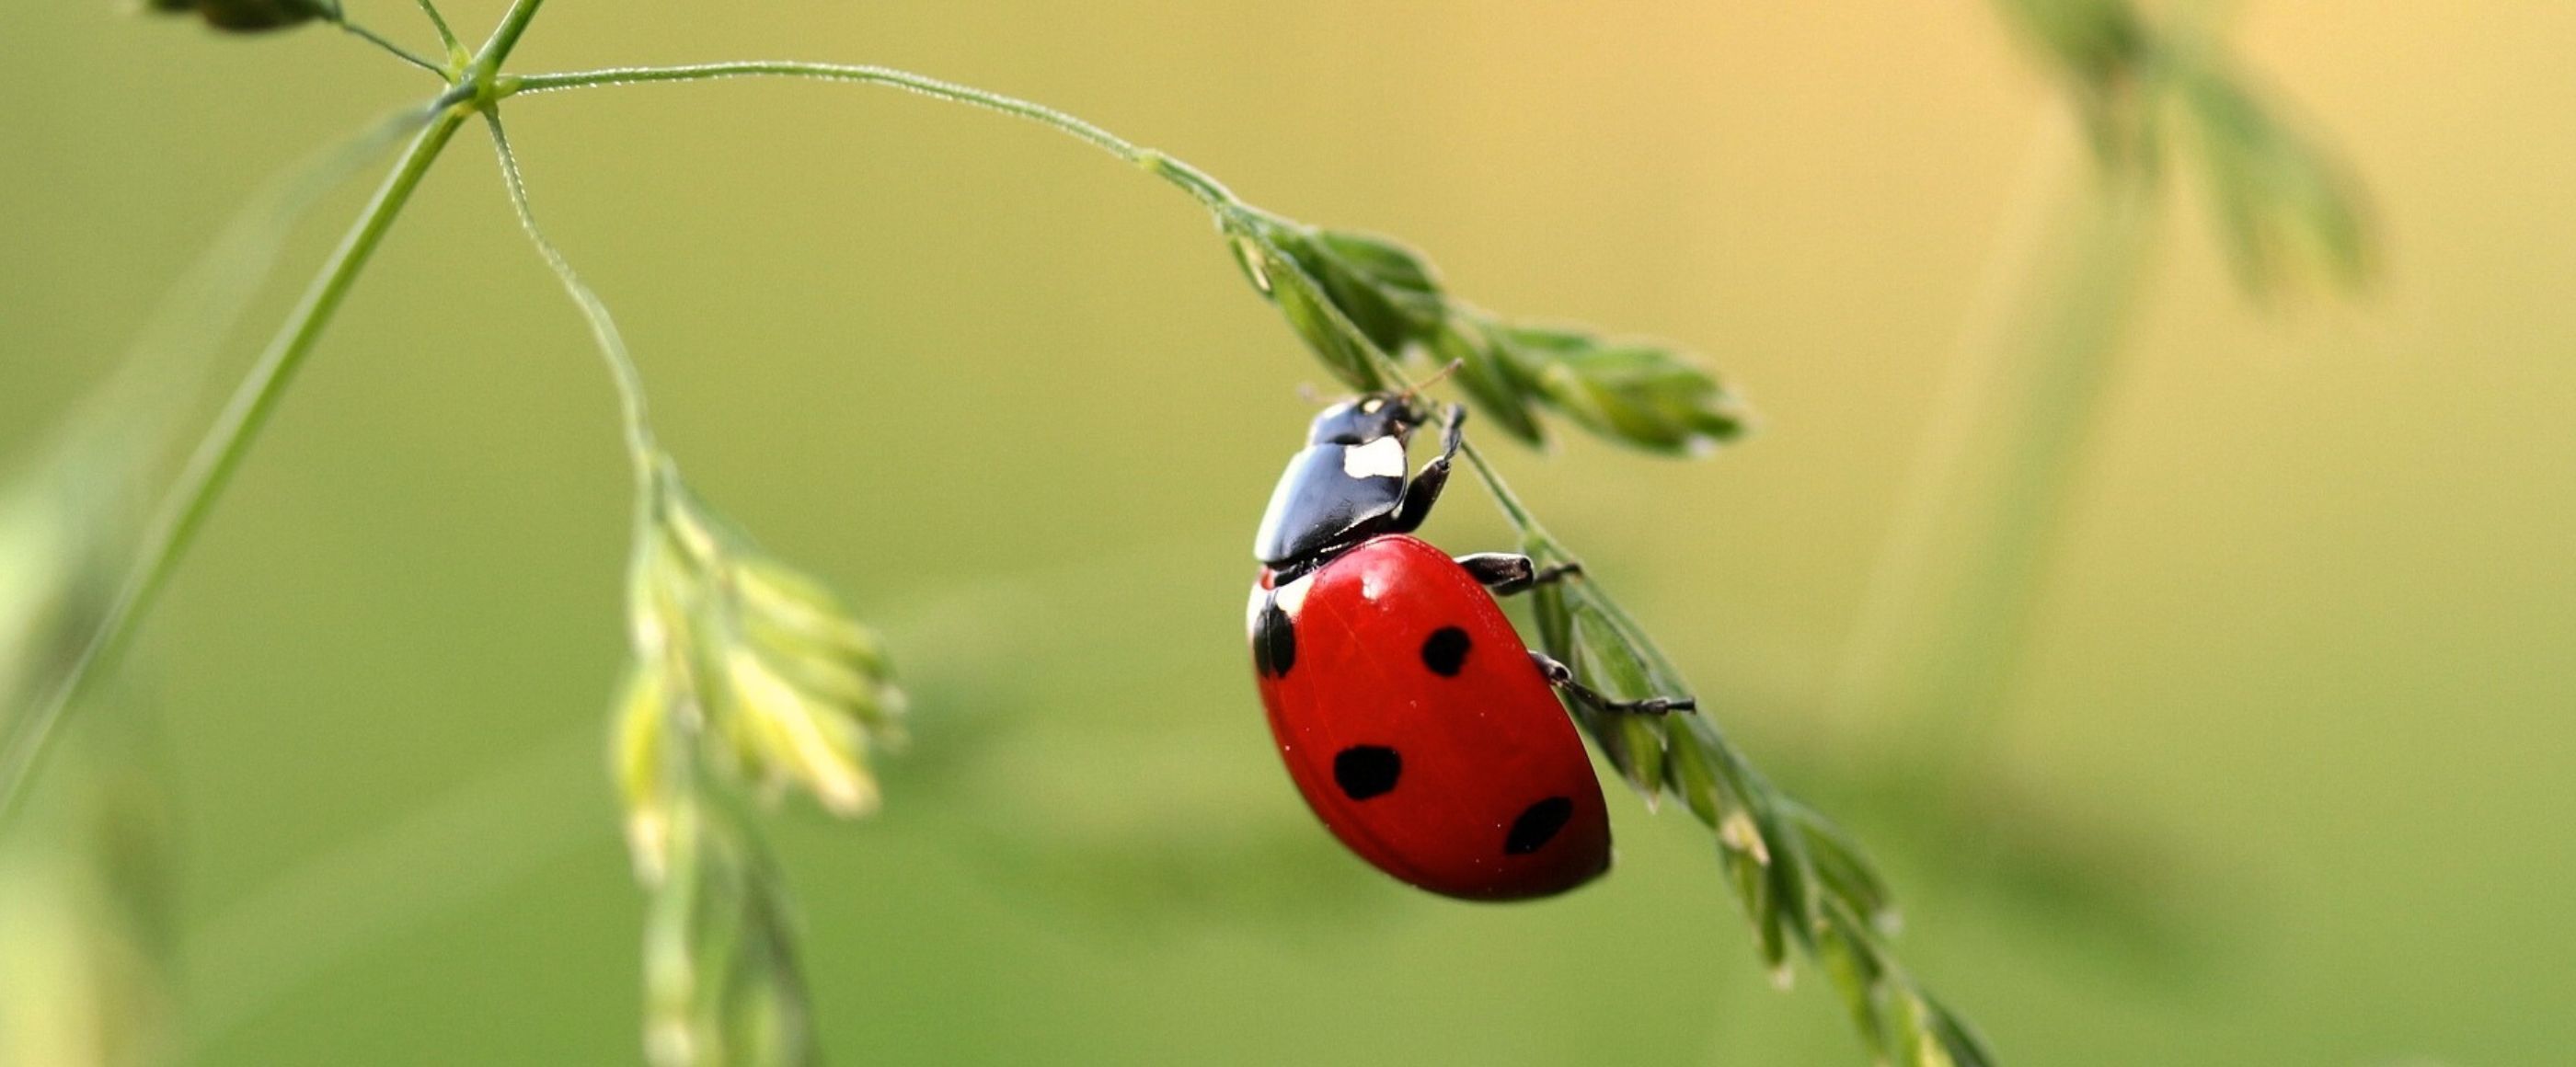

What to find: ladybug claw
left=1610, top=694, right=1696, bottom=717
left=1532, top=561, right=1584, bottom=587
left=1622, top=696, right=1696, bottom=717
left=1532, top=650, right=1573, bottom=685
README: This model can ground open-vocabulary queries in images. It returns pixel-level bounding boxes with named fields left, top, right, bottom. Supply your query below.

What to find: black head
left=1255, top=392, right=1433, bottom=569
left=1306, top=392, right=1429, bottom=447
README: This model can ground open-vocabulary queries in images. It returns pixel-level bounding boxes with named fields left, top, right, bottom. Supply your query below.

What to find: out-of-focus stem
left=1829, top=108, right=2160, bottom=785
left=0, top=108, right=470, bottom=824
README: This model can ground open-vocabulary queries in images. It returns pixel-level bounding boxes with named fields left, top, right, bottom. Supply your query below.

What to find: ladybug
left=1248, top=392, right=1694, bottom=901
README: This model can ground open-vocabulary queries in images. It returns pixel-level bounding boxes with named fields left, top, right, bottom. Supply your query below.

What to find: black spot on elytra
left=1254, top=597, right=1296, bottom=678
left=1504, top=797, right=1574, bottom=855
left=1332, top=745, right=1401, bottom=800
left=1420, top=626, right=1470, bottom=676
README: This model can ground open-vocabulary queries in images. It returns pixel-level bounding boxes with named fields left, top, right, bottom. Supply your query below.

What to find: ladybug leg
left=1530, top=651, right=1697, bottom=716
left=1455, top=555, right=1583, bottom=597
left=1386, top=404, right=1467, bottom=534
left=1455, top=553, right=1534, bottom=591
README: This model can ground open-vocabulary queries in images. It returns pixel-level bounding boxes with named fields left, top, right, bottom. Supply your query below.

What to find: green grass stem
left=0, top=106, right=471, bottom=823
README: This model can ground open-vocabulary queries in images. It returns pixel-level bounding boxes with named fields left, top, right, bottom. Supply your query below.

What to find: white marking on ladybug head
left=1272, top=574, right=1314, bottom=617
left=1341, top=436, right=1408, bottom=479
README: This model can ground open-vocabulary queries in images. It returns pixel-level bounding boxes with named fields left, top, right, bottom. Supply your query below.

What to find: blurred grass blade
left=89, top=106, right=428, bottom=439
left=1926, top=992, right=1997, bottom=1067
left=1988, top=0, right=2149, bottom=104
left=0, top=108, right=426, bottom=820
left=1989, top=0, right=2156, bottom=165
left=2170, top=54, right=2375, bottom=297
left=1988, top=0, right=2375, bottom=297
left=0, top=467, right=127, bottom=732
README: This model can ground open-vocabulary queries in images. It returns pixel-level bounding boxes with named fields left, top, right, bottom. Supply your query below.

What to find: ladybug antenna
left=1394, top=360, right=1466, bottom=407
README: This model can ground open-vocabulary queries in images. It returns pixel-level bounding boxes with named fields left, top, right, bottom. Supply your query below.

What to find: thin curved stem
left=0, top=106, right=470, bottom=823
left=509, top=62, right=1139, bottom=159
left=479, top=105, right=673, bottom=713
left=414, top=0, right=462, bottom=62
left=481, top=109, right=660, bottom=485
left=504, top=62, right=1244, bottom=214
left=335, top=17, right=446, bottom=78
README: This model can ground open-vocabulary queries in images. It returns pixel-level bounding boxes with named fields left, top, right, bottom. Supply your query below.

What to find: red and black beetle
left=1248, top=393, right=1692, bottom=901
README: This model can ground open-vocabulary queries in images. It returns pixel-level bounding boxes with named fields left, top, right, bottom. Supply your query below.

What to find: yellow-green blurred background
left=6, top=1, right=2574, bottom=1063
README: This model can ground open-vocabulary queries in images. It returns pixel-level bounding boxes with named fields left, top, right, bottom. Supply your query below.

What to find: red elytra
left=1249, top=534, right=1611, bottom=901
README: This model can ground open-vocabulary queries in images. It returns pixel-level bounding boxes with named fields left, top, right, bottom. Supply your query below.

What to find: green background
left=6, top=1, right=2573, bottom=1063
